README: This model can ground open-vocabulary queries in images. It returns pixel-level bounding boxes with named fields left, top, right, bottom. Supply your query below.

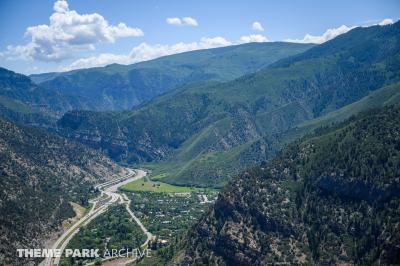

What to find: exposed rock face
left=177, top=106, right=400, bottom=265
left=58, top=22, right=400, bottom=187
left=0, top=118, right=120, bottom=265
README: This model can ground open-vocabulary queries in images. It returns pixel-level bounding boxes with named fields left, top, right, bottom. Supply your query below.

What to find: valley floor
left=41, top=169, right=149, bottom=266
left=43, top=168, right=218, bottom=266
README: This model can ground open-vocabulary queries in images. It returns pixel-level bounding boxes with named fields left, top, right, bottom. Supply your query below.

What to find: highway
left=41, top=169, right=149, bottom=266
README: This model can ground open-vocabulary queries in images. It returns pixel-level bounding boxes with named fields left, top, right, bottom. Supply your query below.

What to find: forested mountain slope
left=176, top=105, right=400, bottom=265
left=0, top=67, right=96, bottom=125
left=59, top=22, right=400, bottom=187
left=0, top=117, right=120, bottom=265
left=31, top=42, right=314, bottom=111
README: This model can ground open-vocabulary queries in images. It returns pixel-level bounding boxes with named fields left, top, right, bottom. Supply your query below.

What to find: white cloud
left=200, top=36, right=231, bottom=46
left=166, top=17, right=182, bottom=25
left=53, top=0, right=69, bottom=13
left=65, top=53, right=132, bottom=70
left=240, top=34, right=268, bottom=43
left=166, top=16, right=198, bottom=26
left=127, top=37, right=231, bottom=62
left=378, top=18, right=394, bottom=26
left=182, top=17, right=198, bottom=26
left=3, top=0, right=143, bottom=62
left=63, top=36, right=231, bottom=70
left=285, top=25, right=354, bottom=44
left=252, top=21, right=264, bottom=32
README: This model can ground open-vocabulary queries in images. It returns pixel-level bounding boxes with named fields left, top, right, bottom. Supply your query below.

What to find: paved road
left=42, top=169, right=148, bottom=266
left=123, top=192, right=153, bottom=247
left=85, top=173, right=154, bottom=266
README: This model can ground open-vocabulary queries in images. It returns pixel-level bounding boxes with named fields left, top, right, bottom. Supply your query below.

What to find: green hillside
left=150, top=82, right=400, bottom=188
left=0, top=117, right=119, bottom=265
left=295, top=82, right=400, bottom=132
left=0, top=67, right=97, bottom=125
left=58, top=22, right=400, bottom=187
left=175, top=105, right=400, bottom=265
left=31, top=42, right=314, bottom=110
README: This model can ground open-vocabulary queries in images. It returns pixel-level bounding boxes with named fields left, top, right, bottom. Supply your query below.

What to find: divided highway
left=42, top=169, right=150, bottom=266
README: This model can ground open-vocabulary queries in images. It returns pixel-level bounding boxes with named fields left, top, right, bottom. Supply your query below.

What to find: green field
left=120, top=177, right=208, bottom=193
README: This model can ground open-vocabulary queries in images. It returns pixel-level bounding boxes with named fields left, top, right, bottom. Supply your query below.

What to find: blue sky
left=0, top=0, right=399, bottom=74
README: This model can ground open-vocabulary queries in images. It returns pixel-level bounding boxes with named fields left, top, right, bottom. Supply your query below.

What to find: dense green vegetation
left=0, top=117, right=119, bottom=265
left=1, top=19, right=399, bottom=266
left=61, top=204, right=146, bottom=265
left=134, top=234, right=187, bottom=266
left=0, top=42, right=311, bottom=127
left=294, top=81, right=400, bottom=132
left=176, top=106, right=400, bottom=265
left=127, top=190, right=217, bottom=242
left=0, top=67, right=96, bottom=125
left=59, top=22, right=400, bottom=187
left=32, top=42, right=314, bottom=111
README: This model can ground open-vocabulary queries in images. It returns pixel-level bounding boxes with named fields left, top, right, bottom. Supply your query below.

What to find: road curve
left=41, top=169, right=147, bottom=266
left=123, top=193, right=153, bottom=247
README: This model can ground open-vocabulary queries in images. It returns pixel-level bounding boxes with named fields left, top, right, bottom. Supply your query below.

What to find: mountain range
left=0, top=20, right=399, bottom=266
left=31, top=42, right=314, bottom=111
left=58, top=21, right=400, bottom=187
left=0, top=38, right=314, bottom=266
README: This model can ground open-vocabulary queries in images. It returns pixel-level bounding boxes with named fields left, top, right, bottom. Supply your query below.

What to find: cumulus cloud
left=285, top=25, right=354, bottom=44
left=252, top=21, right=264, bottom=32
left=63, top=36, right=231, bottom=70
left=3, top=0, right=143, bottom=62
left=53, top=0, right=68, bottom=13
left=240, top=34, right=268, bottom=43
left=378, top=18, right=394, bottom=26
left=182, top=17, right=198, bottom=26
left=166, top=16, right=198, bottom=26
left=65, top=53, right=132, bottom=70
left=166, top=17, right=182, bottom=25
left=200, top=36, right=231, bottom=46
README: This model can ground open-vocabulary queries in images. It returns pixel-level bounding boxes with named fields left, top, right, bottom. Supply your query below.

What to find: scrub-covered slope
left=178, top=105, right=400, bottom=265
left=32, top=42, right=314, bottom=110
left=59, top=22, right=400, bottom=187
left=0, top=67, right=95, bottom=125
left=0, top=118, right=120, bottom=265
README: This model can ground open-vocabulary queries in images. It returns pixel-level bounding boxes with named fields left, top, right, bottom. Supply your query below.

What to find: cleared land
left=120, top=177, right=209, bottom=193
